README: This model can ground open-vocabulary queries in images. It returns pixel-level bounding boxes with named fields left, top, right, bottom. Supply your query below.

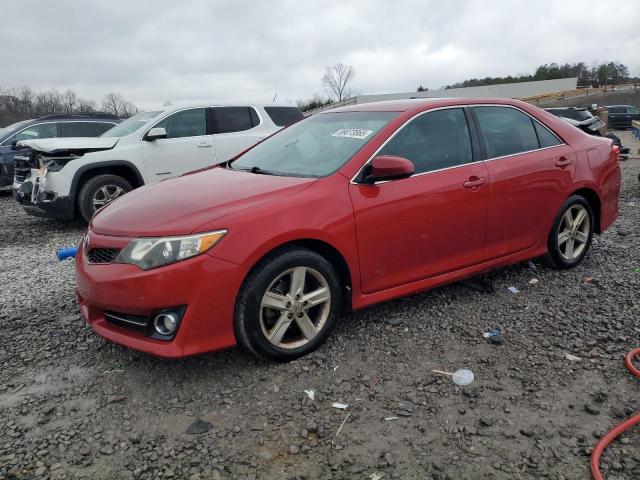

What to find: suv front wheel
left=78, top=174, right=132, bottom=222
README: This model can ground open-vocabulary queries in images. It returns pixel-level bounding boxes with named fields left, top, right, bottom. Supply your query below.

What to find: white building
left=308, top=77, right=578, bottom=114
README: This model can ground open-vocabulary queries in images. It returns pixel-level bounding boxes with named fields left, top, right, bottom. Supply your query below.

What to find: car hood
left=91, top=166, right=317, bottom=236
left=16, top=137, right=119, bottom=153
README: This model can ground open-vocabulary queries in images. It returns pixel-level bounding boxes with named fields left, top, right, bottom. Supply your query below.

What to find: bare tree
left=62, top=89, right=79, bottom=113
left=322, top=63, right=355, bottom=102
left=77, top=98, right=96, bottom=112
left=102, top=92, right=139, bottom=118
left=35, top=89, right=64, bottom=115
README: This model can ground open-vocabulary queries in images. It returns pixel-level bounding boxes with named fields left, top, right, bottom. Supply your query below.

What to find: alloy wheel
left=92, top=185, right=125, bottom=211
left=259, top=266, right=331, bottom=349
left=557, top=204, right=590, bottom=260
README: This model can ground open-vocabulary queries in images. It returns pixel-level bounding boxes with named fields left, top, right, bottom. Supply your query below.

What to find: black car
left=0, top=113, right=120, bottom=191
left=545, top=107, right=629, bottom=159
left=545, top=107, right=605, bottom=135
left=605, top=105, right=640, bottom=129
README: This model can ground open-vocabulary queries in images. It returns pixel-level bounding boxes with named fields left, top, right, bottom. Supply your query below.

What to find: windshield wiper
left=233, top=165, right=277, bottom=175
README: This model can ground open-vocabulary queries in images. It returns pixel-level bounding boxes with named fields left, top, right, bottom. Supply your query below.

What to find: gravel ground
left=1, top=132, right=639, bottom=480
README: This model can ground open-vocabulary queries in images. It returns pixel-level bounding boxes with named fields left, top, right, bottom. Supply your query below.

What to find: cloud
left=1, top=0, right=638, bottom=109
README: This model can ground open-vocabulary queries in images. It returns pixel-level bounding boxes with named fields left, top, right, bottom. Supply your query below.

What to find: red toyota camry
left=76, top=98, right=621, bottom=361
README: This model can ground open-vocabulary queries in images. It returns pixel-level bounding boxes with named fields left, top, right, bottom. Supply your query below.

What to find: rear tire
left=544, top=195, right=594, bottom=269
left=77, top=174, right=132, bottom=223
left=234, top=248, right=342, bottom=362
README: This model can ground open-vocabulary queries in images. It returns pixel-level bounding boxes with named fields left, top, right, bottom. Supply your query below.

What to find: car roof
left=35, top=113, right=120, bottom=122
left=326, top=97, right=533, bottom=114
left=159, top=103, right=299, bottom=112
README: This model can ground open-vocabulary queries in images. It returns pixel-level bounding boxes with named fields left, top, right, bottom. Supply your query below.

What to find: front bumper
left=75, top=231, right=249, bottom=358
left=14, top=179, right=75, bottom=219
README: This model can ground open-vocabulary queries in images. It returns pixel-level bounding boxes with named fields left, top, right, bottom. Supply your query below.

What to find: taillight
left=612, top=144, right=620, bottom=161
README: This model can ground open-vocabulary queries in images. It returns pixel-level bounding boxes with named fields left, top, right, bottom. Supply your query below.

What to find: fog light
left=153, top=312, right=178, bottom=336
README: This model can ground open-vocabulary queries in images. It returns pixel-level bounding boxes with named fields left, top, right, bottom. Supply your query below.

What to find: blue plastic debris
left=483, top=327, right=503, bottom=345
left=57, top=246, right=78, bottom=261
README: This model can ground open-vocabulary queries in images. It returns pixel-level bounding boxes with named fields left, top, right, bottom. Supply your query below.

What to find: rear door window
left=472, top=106, right=539, bottom=158
left=213, top=107, right=254, bottom=133
left=94, top=122, right=116, bottom=135
left=533, top=121, right=562, bottom=148
left=264, top=107, right=304, bottom=127
left=379, top=108, right=473, bottom=174
left=626, top=106, right=640, bottom=114
left=60, top=122, right=114, bottom=137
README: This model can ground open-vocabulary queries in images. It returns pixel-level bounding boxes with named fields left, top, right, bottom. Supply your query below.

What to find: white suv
left=13, top=104, right=303, bottom=221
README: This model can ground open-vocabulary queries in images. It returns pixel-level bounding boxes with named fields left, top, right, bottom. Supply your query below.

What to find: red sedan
left=76, top=98, right=621, bottom=361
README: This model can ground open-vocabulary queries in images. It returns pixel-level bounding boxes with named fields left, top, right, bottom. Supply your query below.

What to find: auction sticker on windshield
left=332, top=128, right=373, bottom=139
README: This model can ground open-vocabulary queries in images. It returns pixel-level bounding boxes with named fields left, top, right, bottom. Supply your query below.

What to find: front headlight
left=115, top=230, right=227, bottom=270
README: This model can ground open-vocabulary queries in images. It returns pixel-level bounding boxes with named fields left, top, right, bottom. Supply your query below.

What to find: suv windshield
left=102, top=111, right=162, bottom=137
left=231, top=111, right=397, bottom=177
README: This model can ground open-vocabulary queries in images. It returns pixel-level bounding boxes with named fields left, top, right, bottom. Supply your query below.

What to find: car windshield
left=0, top=119, right=33, bottom=141
left=101, top=111, right=162, bottom=137
left=231, top=111, right=398, bottom=177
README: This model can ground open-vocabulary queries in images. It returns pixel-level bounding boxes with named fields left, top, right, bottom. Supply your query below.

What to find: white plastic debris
left=332, top=402, right=349, bottom=410
left=304, top=389, right=315, bottom=401
left=528, top=278, right=539, bottom=285
left=333, top=365, right=339, bottom=372
left=508, top=286, right=520, bottom=294
left=527, top=261, right=537, bottom=269
left=452, top=369, right=475, bottom=386
left=565, top=353, right=582, bottom=362
left=384, top=416, right=399, bottom=421
left=370, top=473, right=383, bottom=480
left=432, top=368, right=475, bottom=386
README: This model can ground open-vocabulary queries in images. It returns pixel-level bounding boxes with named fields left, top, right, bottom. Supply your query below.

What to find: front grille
left=87, top=248, right=120, bottom=264
left=104, top=311, right=148, bottom=332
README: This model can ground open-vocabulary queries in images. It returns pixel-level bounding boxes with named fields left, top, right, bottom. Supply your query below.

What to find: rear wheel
left=234, top=248, right=342, bottom=361
left=77, top=174, right=132, bottom=222
left=544, top=195, right=594, bottom=269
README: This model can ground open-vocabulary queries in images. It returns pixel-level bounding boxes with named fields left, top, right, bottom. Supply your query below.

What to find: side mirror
left=9, top=139, right=18, bottom=149
left=145, top=127, right=167, bottom=141
left=363, top=155, right=414, bottom=183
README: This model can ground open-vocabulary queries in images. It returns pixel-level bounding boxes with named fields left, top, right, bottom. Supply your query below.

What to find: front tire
left=234, top=248, right=342, bottom=362
left=77, top=174, right=132, bottom=223
left=544, top=195, right=594, bottom=269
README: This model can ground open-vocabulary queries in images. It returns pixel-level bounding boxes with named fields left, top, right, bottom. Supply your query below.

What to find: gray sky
left=2, top=0, right=639, bottom=109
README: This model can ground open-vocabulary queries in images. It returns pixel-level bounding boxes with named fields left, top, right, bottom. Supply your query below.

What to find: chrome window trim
left=351, top=104, right=567, bottom=185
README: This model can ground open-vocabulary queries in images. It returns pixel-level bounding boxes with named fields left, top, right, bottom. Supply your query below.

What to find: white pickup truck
left=13, top=104, right=302, bottom=221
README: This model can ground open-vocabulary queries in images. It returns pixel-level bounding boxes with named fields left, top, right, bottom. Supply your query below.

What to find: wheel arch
left=240, top=238, right=354, bottom=311
left=71, top=161, right=145, bottom=198
left=570, top=187, right=602, bottom=233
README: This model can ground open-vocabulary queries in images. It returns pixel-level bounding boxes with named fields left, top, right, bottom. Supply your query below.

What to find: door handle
left=555, top=157, right=572, bottom=167
left=197, top=143, right=213, bottom=148
left=463, top=176, right=486, bottom=188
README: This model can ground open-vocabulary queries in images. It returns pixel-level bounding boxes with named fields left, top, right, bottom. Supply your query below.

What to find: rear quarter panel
left=568, top=132, right=620, bottom=232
